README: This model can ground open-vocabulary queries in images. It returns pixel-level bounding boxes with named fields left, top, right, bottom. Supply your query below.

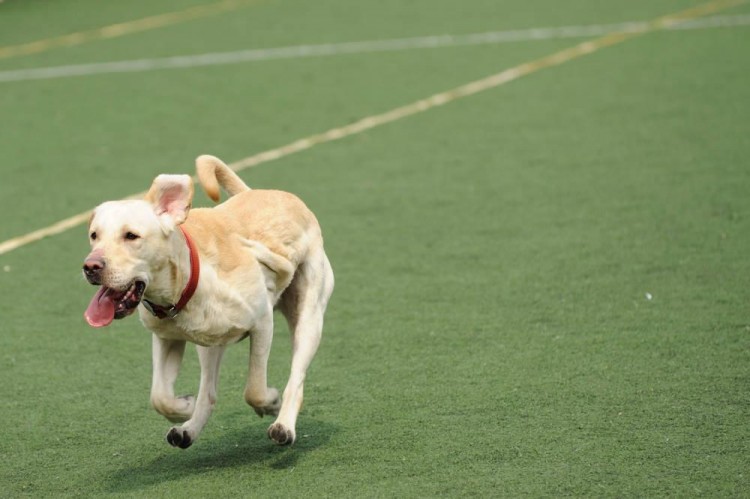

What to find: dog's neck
left=144, top=226, right=196, bottom=308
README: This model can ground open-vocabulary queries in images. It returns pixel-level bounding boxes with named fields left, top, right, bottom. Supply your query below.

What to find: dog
left=82, top=155, right=334, bottom=448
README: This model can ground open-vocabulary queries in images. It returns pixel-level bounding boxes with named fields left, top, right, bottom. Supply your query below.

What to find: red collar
left=143, top=225, right=200, bottom=319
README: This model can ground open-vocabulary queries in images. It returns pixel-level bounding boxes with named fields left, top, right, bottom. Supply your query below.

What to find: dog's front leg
left=151, top=335, right=194, bottom=423
left=244, top=308, right=281, bottom=417
left=166, top=344, right=225, bottom=449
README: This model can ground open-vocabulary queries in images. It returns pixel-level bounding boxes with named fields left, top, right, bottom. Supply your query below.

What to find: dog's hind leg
left=150, top=335, right=194, bottom=423
left=268, top=247, right=334, bottom=445
left=166, top=344, right=225, bottom=449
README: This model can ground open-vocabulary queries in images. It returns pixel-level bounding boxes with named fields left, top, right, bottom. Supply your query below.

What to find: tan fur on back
left=184, top=189, right=319, bottom=274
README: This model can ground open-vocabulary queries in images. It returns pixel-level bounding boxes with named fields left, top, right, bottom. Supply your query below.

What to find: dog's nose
left=83, top=257, right=105, bottom=285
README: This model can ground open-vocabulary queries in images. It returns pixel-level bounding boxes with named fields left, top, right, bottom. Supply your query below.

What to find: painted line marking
left=0, top=0, right=745, bottom=256
left=0, top=0, right=261, bottom=61
left=0, top=13, right=748, bottom=83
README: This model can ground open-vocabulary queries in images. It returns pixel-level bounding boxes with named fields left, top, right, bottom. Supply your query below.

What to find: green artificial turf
left=0, top=0, right=748, bottom=496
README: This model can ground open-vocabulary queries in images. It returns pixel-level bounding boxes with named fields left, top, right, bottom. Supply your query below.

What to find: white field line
left=0, top=0, right=745, bottom=256
left=0, top=14, right=748, bottom=83
left=0, top=0, right=262, bottom=60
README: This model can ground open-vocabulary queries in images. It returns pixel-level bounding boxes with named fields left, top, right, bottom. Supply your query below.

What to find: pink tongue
left=84, top=287, right=116, bottom=328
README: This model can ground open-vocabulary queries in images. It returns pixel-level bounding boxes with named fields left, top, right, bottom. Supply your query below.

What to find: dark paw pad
left=166, top=427, right=193, bottom=449
left=267, top=423, right=294, bottom=446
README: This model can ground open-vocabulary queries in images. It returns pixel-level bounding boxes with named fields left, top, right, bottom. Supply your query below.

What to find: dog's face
left=83, top=174, right=193, bottom=328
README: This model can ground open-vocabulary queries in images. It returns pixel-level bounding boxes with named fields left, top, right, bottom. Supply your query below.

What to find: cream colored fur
left=84, top=155, right=334, bottom=448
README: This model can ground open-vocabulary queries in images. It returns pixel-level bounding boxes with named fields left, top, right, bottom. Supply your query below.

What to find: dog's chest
left=139, top=279, right=269, bottom=346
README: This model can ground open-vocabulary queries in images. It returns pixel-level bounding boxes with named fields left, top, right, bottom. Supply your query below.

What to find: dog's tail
left=196, top=155, right=251, bottom=202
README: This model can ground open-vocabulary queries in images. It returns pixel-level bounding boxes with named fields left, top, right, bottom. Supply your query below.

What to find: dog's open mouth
left=84, top=281, right=146, bottom=328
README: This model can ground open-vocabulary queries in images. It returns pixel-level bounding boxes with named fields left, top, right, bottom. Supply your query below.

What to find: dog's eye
left=90, top=232, right=97, bottom=240
left=124, top=232, right=140, bottom=241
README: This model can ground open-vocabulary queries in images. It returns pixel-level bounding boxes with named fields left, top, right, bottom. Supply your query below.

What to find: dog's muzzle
left=83, top=257, right=105, bottom=285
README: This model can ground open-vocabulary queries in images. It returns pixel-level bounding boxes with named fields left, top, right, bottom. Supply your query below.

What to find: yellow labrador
left=82, top=155, right=334, bottom=448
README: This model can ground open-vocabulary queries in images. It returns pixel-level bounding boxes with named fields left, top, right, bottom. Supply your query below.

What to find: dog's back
left=188, top=156, right=323, bottom=307
left=193, top=155, right=321, bottom=264
left=185, top=190, right=320, bottom=267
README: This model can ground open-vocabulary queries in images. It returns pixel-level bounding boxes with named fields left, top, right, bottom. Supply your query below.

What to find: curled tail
left=195, top=154, right=250, bottom=203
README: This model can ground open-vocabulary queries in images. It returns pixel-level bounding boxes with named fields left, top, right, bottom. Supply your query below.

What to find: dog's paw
left=246, top=388, right=280, bottom=418
left=166, top=426, right=194, bottom=449
left=267, top=422, right=295, bottom=446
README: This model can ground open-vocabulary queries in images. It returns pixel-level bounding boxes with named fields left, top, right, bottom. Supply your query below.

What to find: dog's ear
left=145, top=174, right=194, bottom=226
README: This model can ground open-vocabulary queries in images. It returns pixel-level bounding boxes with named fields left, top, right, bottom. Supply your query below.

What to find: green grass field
left=1, top=0, right=749, bottom=496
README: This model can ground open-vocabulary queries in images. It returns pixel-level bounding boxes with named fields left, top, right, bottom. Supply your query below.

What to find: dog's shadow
left=105, top=417, right=336, bottom=493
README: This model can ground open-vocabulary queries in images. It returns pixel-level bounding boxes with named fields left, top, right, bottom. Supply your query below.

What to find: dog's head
left=83, top=174, right=194, bottom=328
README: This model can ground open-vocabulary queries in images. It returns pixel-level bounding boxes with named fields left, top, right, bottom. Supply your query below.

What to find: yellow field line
left=0, top=0, right=261, bottom=61
left=0, top=0, right=744, bottom=257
